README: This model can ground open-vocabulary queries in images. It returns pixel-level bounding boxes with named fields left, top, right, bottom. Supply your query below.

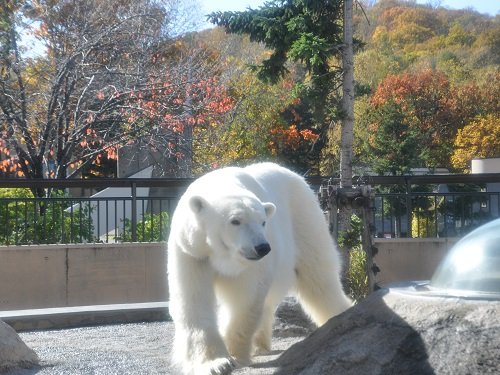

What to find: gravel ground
left=5, top=321, right=306, bottom=375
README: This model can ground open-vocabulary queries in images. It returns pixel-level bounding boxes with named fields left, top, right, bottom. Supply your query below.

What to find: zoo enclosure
left=0, top=174, right=499, bottom=245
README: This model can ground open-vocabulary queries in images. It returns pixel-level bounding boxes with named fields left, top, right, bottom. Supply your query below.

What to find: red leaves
left=269, top=125, right=319, bottom=154
left=126, top=74, right=234, bottom=136
left=371, top=68, right=451, bottom=109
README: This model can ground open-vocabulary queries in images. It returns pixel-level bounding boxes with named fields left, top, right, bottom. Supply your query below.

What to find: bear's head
left=188, top=192, right=276, bottom=275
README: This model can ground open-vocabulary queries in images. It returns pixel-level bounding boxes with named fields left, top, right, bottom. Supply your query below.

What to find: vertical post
left=360, top=186, right=376, bottom=292
left=329, top=185, right=339, bottom=241
left=131, top=182, right=137, bottom=242
left=406, top=178, right=412, bottom=238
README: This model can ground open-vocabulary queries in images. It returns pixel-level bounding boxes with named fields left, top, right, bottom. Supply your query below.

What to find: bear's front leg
left=217, top=276, right=268, bottom=365
left=169, top=250, right=235, bottom=375
left=172, top=327, right=235, bottom=375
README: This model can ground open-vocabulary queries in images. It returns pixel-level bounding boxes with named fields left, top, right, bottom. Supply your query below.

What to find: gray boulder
left=273, top=297, right=315, bottom=338
left=272, top=290, right=500, bottom=374
left=0, top=320, right=38, bottom=372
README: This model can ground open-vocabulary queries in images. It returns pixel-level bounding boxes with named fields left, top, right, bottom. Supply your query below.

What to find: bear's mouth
left=240, top=248, right=263, bottom=261
left=244, top=254, right=263, bottom=261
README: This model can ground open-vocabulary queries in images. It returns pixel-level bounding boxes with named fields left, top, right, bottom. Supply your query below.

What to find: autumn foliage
left=1, top=0, right=499, bottom=181
left=451, top=114, right=500, bottom=171
left=0, top=1, right=234, bottom=182
left=365, top=66, right=498, bottom=171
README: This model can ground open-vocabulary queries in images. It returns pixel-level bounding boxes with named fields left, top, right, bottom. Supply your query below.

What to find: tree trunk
left=340, top=0, right=354, bottom=199
left=338, top=0, right=355, bottom=278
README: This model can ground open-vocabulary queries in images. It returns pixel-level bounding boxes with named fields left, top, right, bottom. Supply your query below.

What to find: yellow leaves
left=372, top=26, right=388, bottom=45
left=451, top=114, right=500, bottom=171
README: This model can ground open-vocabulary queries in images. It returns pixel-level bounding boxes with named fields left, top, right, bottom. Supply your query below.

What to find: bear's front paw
left=195, top=357, right=236, bottom=375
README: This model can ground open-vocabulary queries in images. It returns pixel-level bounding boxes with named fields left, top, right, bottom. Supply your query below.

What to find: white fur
left=167, top=163, right=352, bottom=375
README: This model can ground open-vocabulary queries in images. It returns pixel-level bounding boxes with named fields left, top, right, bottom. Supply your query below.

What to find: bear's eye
left=262, top=221, right=266, bottom=227
left=230, top=219, right=241, bottom=226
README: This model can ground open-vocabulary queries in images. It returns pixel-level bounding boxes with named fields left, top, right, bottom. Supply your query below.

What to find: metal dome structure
left=429, top=218, right=500, bottom=298
left=390, top=218, right=500, bottom=300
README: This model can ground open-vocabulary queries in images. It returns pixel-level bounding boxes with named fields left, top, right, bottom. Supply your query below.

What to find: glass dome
left=430, top=218, right=500, bottom=298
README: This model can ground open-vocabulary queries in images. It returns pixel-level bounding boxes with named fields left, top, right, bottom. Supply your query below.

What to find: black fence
left=0, top=178, right=189, bottom=245
left=361, top=174, right=500, bottom=238
left=0, top=174, right=499, bottom=245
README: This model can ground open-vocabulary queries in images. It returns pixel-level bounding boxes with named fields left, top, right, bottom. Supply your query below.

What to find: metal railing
left=374, top=190, right=499, bottom=238
left=0, top=178, right=190, bottom=245
left=1, top=173, right=499, bottom=244
left=364, top=174, right=500, bottom=238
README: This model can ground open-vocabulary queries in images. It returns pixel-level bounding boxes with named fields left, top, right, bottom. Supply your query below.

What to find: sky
left=199, top=0, right=499, bottom=17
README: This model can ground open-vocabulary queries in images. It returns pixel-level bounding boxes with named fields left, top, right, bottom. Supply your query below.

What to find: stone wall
left=0, top=239, right=455, bottom=310
left=373, top=238, right=457, bottom=286
left=0, top=243, right=167, bottom=310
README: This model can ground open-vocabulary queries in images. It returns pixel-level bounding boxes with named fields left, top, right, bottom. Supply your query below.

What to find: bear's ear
left=189, top=195, right=209, bottom=214
left=263, top=202, right=276, bottom=219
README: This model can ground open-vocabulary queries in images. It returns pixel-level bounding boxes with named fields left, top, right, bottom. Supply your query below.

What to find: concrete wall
left=0, top=243, right=167, bottom=310
left=373, top=238, right=458, bottom=286
left=1, top=239, right=458, bottom=310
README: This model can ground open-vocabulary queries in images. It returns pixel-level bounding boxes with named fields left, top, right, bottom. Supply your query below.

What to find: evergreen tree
left=208, top=0, right=345, bottom=173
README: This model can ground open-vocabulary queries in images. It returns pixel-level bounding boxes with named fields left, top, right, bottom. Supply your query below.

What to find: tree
left=190, top=30, right=298, bottom=173
left=190, top=29, right=320, bottom=174
left=193, top=69, right=298, bottom=172
left=208, top=0, right=345, bottom=175
left=364, top=100, right=422, bottom=175
left=365, top=67, right=498, bottom=171
left=451, top=114, right=500, bottom=172
left=369, top=68, right=463, bottom=169
left=0, top=0, right=232, bottom=188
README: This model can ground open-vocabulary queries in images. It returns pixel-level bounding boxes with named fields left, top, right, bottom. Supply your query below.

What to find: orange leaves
left=0, top=157, right=25, bottom=177
left=371, top=68, right=450, bottom=109
left=94, top=154, right=102, bottom=165
left=269, top=125, right=319, bottom=154
left=105, top=146, right=118, bottom=161
left=0, top=159, right=12, bottom=173
left=68, top=160, right=83, bottom=170
left=300, top=129, right=319, bottom=142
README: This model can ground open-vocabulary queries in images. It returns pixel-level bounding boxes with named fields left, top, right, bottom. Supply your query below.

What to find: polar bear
left=167, top=162, right=352, bottom=375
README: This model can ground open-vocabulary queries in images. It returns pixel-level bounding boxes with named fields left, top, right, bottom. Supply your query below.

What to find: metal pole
left=131, top=182, right=137, bottom=242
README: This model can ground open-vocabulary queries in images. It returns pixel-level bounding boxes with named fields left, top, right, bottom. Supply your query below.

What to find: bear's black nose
left=254, top=243, right=271, bottom=258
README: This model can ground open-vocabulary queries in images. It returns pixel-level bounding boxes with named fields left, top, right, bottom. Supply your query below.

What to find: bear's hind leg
left=294, top=255, right=352, bottom=326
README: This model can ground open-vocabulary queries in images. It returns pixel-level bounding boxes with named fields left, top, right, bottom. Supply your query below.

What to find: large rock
left=0, top=320, right=38, bottom=372
left=272, top=290, right=500, bottom=374
left=272, top=297, right=315, bottom=338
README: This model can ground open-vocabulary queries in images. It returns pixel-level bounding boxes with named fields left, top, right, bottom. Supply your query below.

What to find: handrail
left=1, top=173, right=499, bottom=189
left=0, top=174, right=499, bottom=243
left=0, top=178, right=194, bottom=188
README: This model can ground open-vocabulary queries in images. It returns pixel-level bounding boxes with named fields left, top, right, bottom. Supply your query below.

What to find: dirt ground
left=6, top=320, right=306, bottom=375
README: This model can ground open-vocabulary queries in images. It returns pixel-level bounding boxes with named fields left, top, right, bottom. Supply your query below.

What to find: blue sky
left=200, top=0, right=499, bottom=16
